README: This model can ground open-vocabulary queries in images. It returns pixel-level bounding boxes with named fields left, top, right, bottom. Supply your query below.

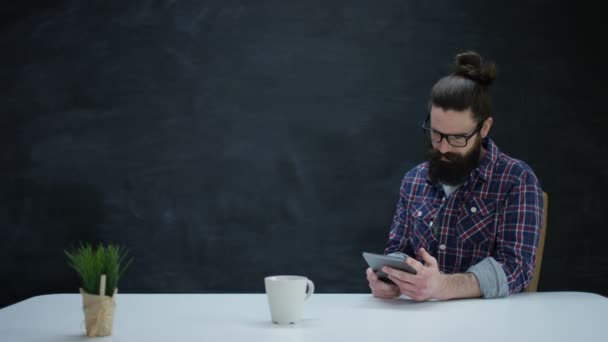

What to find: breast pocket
left=408, top=202, right=438, bottom=249
left=456, top=197, right=497, bottom=247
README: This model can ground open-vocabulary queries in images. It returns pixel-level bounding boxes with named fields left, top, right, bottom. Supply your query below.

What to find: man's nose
left=438, top=138, right=452, bottom=154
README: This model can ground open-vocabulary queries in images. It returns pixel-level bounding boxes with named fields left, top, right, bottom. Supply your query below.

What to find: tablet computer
left=362, top=251, right=417, bottom=284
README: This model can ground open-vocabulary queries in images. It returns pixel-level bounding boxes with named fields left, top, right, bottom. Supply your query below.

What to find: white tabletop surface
left=0, top=292, right=606, bottom=342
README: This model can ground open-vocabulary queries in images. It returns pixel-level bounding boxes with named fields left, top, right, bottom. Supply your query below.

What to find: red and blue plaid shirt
left=385, top=138, right=543, bottom=294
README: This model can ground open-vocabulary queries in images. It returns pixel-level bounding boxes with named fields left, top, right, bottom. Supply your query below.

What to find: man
left=367, top=51, right=544, bottom=301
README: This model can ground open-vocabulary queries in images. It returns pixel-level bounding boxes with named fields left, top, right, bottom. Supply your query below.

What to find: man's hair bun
left=453, top=51, right=496, bottom=87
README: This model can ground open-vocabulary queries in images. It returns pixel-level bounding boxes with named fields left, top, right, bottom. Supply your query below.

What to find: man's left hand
left=383, top=248, right=448, bottom=301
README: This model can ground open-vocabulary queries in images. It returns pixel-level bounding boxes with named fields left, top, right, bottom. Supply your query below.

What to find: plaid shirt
left=385, top=138, right=543, bottom=294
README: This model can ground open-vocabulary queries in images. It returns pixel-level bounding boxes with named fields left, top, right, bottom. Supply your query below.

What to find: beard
left=427, top=137, right=482, bottom=186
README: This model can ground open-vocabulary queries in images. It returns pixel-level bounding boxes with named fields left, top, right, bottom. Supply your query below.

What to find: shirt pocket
left=456, top=197, right=497, bottom=246
left=408, top=201, right=438, bottom=249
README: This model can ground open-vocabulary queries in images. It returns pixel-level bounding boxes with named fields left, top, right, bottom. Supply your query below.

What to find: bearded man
left=366, top=51, right=544, bottom=301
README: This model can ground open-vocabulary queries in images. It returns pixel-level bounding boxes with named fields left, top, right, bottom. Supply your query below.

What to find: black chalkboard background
left=1, top=0, right=606, bottom=308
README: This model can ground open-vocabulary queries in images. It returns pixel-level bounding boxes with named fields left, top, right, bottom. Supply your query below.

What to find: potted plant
left=65, top=243, right=133, bottom=337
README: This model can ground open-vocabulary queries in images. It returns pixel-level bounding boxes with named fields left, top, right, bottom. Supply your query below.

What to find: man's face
left=427, top=106, right=488, bottom=185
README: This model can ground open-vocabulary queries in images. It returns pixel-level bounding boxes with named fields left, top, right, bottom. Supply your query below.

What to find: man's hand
left=383, top=248, right=448, bottom=301
left=366, top=267, right=400, bottom=299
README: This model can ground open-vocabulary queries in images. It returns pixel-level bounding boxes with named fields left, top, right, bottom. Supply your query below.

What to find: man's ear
left=481, top=117, right=493, bottom=138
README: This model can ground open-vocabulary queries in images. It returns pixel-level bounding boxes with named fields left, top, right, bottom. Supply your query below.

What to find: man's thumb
left=420, top=248, right=437, bottom=267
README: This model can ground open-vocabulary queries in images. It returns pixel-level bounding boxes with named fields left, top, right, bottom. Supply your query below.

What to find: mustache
left=428, top=149, right=466, bottom=163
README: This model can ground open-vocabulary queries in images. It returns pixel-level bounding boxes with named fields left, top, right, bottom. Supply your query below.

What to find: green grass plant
left=65, top=243, right=133, bottom=296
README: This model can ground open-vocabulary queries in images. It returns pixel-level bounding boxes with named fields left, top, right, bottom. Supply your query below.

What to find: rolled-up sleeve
left=467, top=257, right=509, bottom=298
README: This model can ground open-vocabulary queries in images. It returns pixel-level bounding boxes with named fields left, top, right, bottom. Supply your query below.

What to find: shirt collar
left=476, top=138, right=498, bottom=182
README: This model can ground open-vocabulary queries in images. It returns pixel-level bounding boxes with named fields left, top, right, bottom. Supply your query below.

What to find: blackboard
left=1, top=0, right=607, bottom=308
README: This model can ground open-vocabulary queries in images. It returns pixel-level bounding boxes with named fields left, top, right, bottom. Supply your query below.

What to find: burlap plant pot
left=80, top=275, right=118, bottom=337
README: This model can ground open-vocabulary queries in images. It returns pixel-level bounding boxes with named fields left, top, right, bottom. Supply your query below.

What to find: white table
left=0, top=292, right=606, bottom=341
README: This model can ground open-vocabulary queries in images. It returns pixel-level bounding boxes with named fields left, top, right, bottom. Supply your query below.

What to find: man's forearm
left=438, top=273, right=481, bottom=300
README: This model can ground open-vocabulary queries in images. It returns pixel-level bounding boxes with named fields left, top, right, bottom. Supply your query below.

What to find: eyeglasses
left=421, top=114, right=482, bottom=148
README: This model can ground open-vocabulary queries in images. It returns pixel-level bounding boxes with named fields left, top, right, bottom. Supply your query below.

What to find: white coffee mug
left=264, top=275, right=314, bottom=324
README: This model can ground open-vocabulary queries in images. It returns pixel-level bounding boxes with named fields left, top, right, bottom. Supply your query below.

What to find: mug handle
left=305, top=279, right=314, bottom=301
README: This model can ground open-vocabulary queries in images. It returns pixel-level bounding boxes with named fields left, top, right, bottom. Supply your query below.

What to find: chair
left=524, top=192, right=548, bottom=292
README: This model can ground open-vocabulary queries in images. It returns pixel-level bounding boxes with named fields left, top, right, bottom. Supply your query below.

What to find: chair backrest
left=524, top=192, right=548, bottom=292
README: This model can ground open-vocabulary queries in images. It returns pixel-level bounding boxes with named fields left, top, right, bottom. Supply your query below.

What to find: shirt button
left=429, top=221, right=433, bottom=227
left=417, top=211, right=422, bottom=217
left=470, top=207, right=477, bottom=213
left=442, top=197, right=446, bottom=201
left=439, top=244, right=446, bottom=250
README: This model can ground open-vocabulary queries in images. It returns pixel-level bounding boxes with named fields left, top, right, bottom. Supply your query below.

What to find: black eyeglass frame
left=420, top=114, right=484, bottom=148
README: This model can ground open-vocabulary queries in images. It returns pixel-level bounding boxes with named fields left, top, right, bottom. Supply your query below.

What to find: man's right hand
left=366, top=267, right=401, bottom=299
